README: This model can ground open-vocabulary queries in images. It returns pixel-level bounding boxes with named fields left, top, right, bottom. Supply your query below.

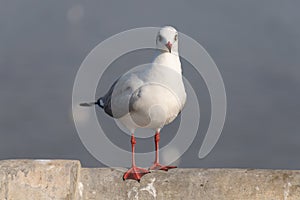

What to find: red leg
left=149, top=131, right=177, bottom=171
left=123, top=134, right=150, bottom=182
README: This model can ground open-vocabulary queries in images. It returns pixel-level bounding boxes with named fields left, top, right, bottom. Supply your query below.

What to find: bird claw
left=123, top=166, right=150, bottom=182
left=149, top=163, right=177, bottom=171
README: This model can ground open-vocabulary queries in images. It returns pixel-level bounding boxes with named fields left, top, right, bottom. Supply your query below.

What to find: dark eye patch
left=158, top=35, right=162, bottom=42
left=174, top=34, right=178, bottom=41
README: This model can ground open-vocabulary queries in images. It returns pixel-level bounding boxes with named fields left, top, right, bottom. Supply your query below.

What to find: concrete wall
left=0, top=160, right=300, bottom=200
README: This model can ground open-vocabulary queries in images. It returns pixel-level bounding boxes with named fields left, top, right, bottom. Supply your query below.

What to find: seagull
left=80, top=26, right=186, bottom=182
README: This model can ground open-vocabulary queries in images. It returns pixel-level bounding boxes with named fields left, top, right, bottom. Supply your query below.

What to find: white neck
left=152, top=51, right=182, bottom=74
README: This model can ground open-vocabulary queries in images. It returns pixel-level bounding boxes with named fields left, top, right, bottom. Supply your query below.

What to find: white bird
left=80, top=26, right=186, bottom=182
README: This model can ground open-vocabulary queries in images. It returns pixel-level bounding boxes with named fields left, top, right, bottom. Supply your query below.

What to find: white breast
left=113, top=51, right=186, bottom=132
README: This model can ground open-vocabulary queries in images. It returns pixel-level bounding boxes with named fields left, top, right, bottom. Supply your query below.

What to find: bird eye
left=158, top=35, right=162, bottom=42
left=174, top=34, right=178, bottom=41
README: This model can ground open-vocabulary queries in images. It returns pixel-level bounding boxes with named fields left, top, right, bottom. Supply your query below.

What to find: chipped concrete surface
left=0, top=160, right=80, bottom=200
left=140, top=178, right=157, bottom=198
left=284, top=182, right=292, bottom=200
left=78, top=182, right=84, bottom=198
left=1, top=160, right=300, bottom=199
left=127, top=187, right=139, bottom=200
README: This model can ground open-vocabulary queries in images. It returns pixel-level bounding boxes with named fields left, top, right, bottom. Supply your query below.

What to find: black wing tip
left=97, top=98, right=104, bottom=108
left=79, top=98, right=104, bottom=108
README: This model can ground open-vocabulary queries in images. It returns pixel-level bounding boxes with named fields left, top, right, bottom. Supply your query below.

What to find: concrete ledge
left=1, top=160, right=300, bottom=199
left=0, top=160, right=80, bottom=200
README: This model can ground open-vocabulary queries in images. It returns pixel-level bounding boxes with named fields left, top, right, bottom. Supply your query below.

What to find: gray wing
left=101, top=71, right=146, bottom=119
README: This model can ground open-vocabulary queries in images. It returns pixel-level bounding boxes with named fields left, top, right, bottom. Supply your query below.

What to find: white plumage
left=81, top=26, right=186, bottom=182
left=101, top=26, right=186, bottom=133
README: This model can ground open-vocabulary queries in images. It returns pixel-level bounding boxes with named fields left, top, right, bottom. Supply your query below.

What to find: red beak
left=165, top=41, right=172, bottom=53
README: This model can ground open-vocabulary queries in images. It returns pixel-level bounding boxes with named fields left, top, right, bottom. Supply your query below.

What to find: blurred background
left=0, top=0, right=299, bottom=169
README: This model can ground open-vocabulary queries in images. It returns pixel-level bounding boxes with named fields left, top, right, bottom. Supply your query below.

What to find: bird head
left=156, top=26, right=178, bottom=54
